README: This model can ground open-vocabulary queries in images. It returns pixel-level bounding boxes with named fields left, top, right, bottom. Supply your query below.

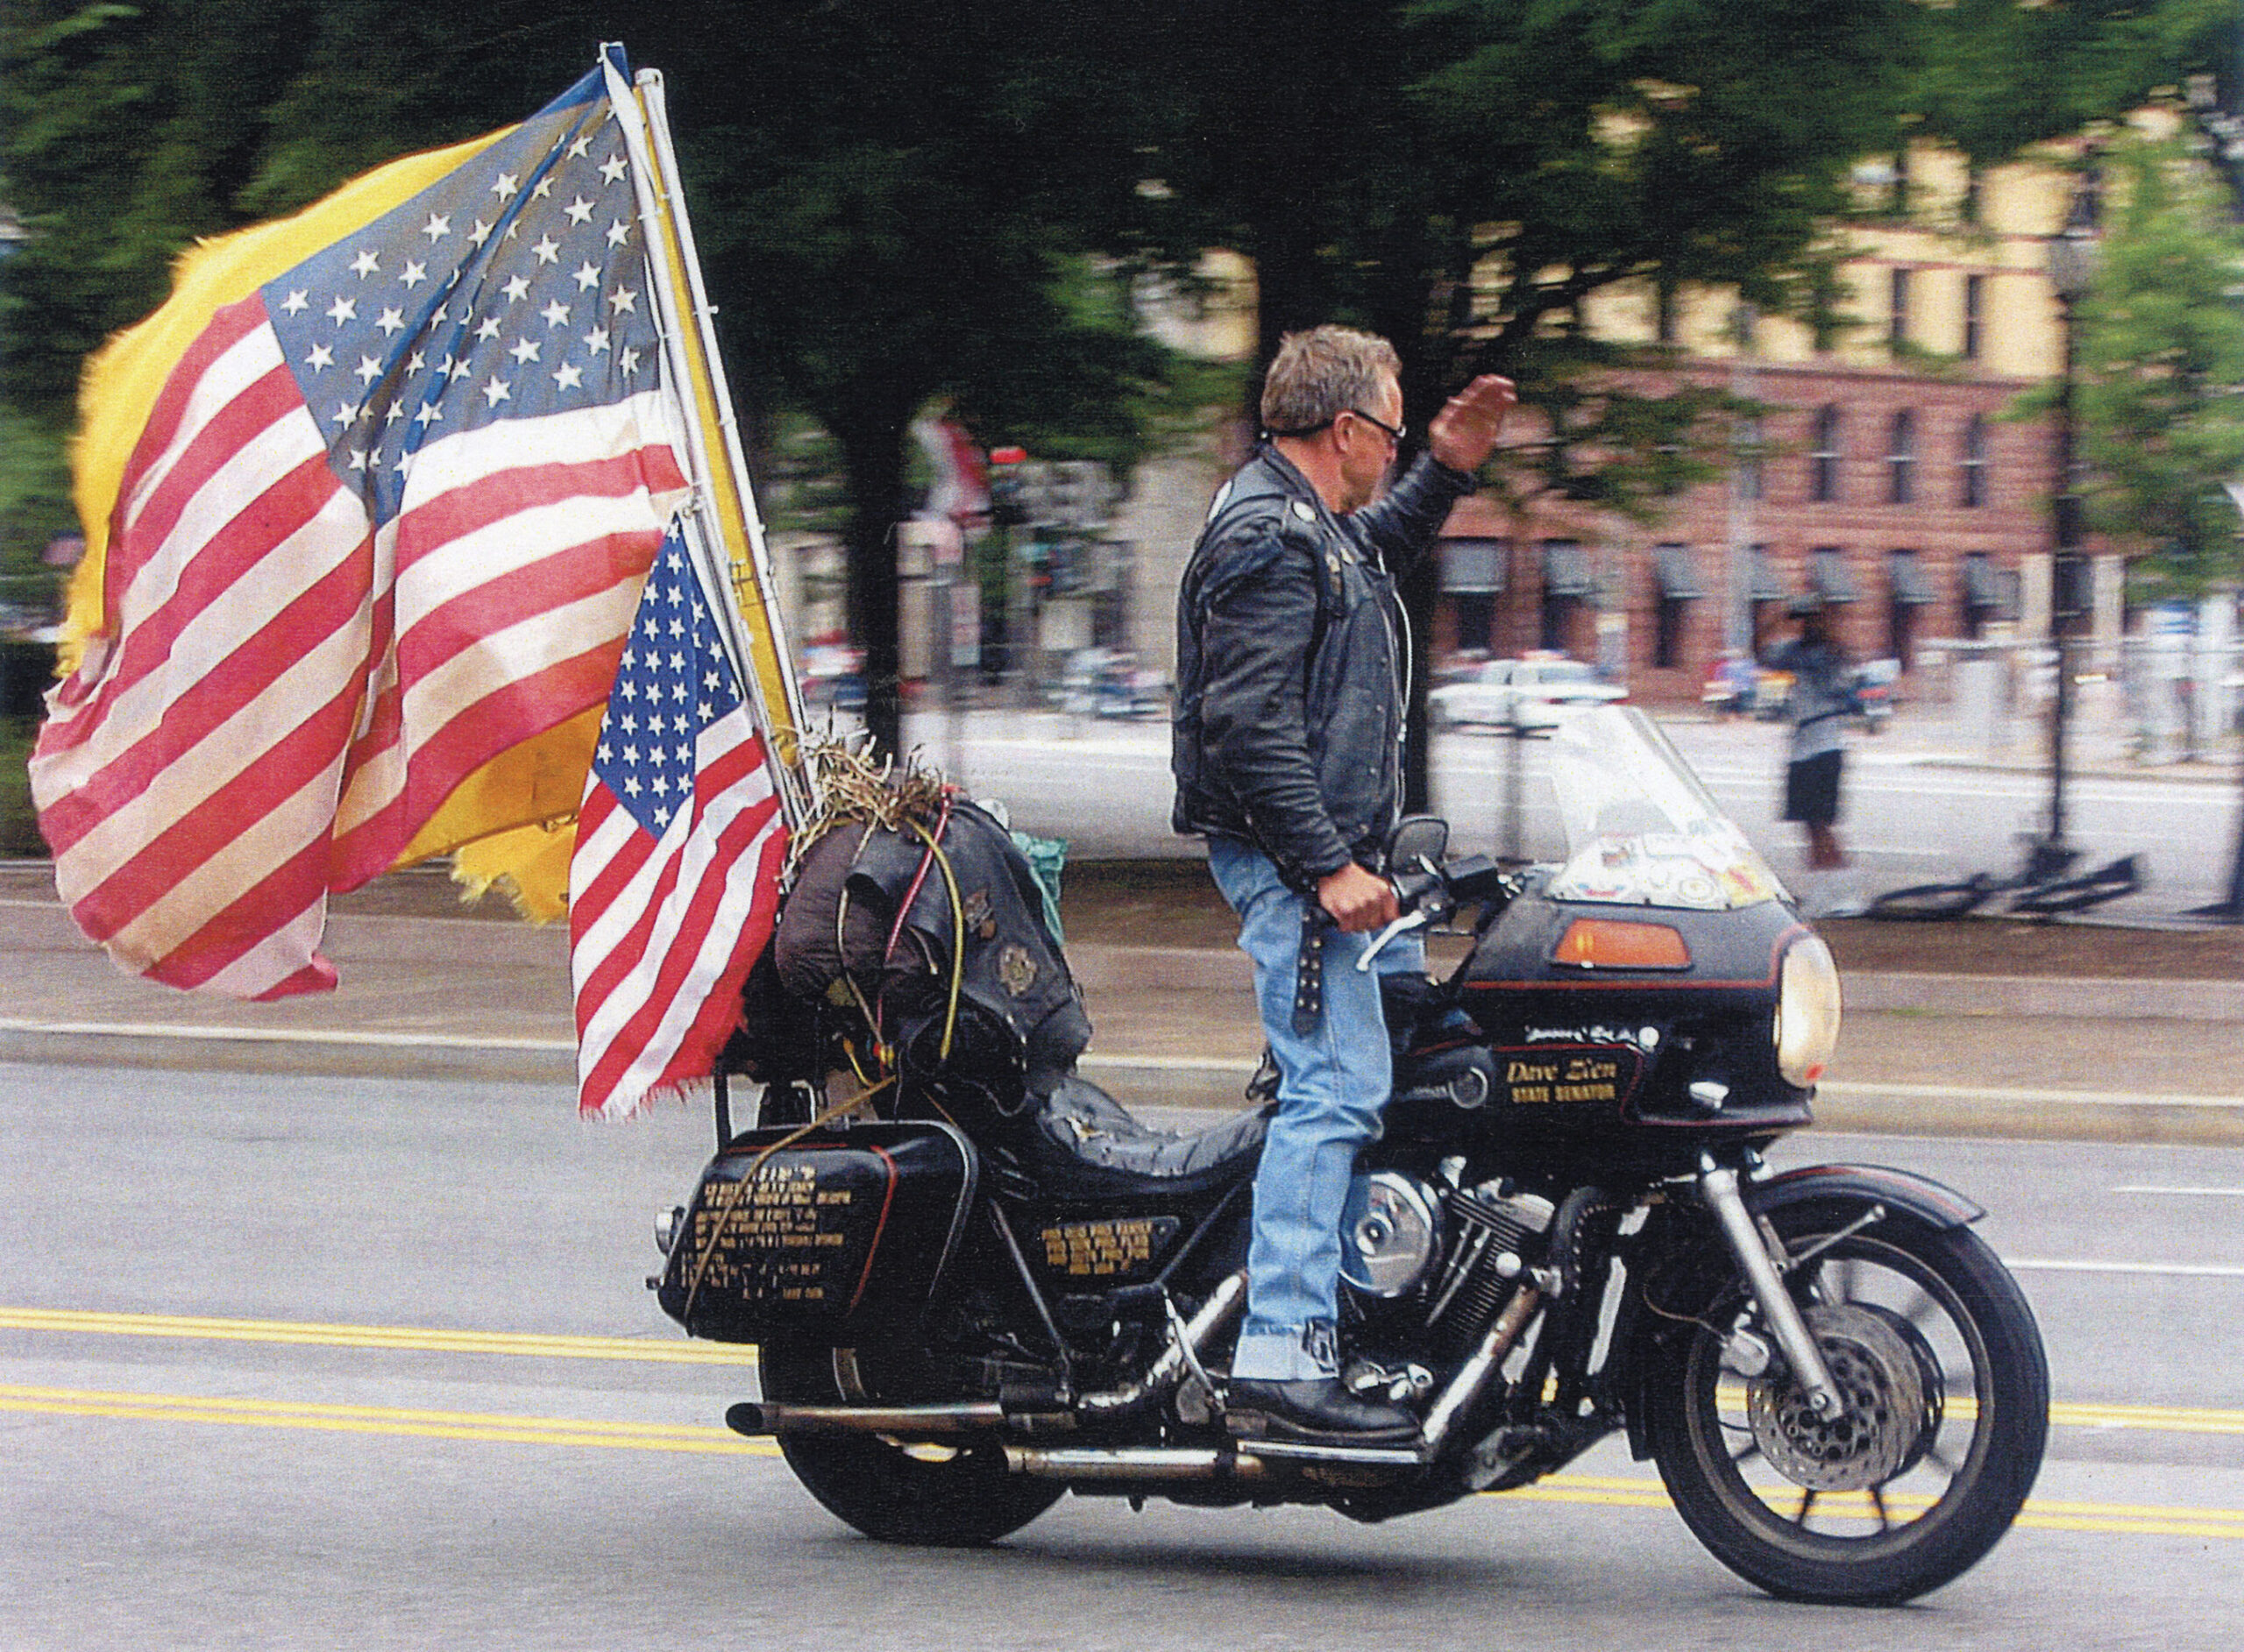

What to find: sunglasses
left=1345, top=407, right=1405, bottom=446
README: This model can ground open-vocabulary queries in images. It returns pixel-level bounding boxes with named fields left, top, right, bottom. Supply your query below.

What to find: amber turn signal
left=1552, top=918, right=1692, bottom=970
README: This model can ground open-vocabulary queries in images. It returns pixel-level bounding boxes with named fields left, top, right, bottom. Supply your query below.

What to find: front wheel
left=757, top=1342, right=1062, bottom=1546
left=1645, top=1207, right=2049, bottom=1606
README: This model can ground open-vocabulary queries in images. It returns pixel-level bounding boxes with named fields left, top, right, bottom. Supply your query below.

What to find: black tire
left=1645, top=1207, right=2049, bottom=1606
left=757, top=1342, right=1062, bottom=1546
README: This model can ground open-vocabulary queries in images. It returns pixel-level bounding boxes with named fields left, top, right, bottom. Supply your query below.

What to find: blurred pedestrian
left=1760, top=596, right=1861, bottom=913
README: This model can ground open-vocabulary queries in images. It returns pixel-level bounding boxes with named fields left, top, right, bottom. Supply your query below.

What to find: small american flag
left=32, top=61, right=686, bottom=998
left=568, top=520, right=787, bottom=1119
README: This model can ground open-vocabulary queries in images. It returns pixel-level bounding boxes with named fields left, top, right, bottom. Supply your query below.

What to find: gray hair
left=1260, top=325, right=1402, bottom=435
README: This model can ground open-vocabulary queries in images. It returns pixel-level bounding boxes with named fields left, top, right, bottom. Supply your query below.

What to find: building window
left=1889, top=267, right=1911, bottom=352
left=1747, top=544, right=1786, bottom=636
left=1809, top=547, right=1860, bottom=606
left=1959, top=414, right=1988, bottom=508
left=1539, top=540, right=1592, bottom=656
left=1441, top=537, right=1507, bottom=656
left=1962, top=273, right=1985, bottom=361
left=1811, top=405, right=1843, bottom=503
left=1888, top=549, right=1935, bottom=668
left=1736, top=415, right=1765, bottom=503
left=1960, top=550, right=2006, bottom=639
left=1887, top=409, right=1916, bottom=506
left=1651, top=545, right=1704, bottom=670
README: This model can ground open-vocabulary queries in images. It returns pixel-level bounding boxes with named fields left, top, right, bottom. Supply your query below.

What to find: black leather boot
left=1225, top=1377, right=1420, bottom=1445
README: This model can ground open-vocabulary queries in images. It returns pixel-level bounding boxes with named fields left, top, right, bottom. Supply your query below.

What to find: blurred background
left=10, top=1, right=2244, bottom=906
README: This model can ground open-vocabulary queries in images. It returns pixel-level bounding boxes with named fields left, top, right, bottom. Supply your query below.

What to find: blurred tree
left=8, top=0, right=2240, bottom=770
left=2076, top=133, right=2244, bottom=600
left=1911, top=0, right=2240, bottom=167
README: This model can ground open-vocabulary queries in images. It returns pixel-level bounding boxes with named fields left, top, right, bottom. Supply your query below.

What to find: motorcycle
left=653, top=708, right=2048, bottom=1606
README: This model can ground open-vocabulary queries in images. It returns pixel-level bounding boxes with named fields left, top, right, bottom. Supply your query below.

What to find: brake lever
left=1356, top=908, right=1430, bottom=971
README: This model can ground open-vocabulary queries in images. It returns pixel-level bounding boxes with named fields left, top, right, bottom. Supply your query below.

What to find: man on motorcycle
left=1172, top=325, right=1515, bottom=1443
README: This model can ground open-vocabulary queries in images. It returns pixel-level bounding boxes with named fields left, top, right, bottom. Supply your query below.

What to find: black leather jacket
left=1171, top=444, right=1474, bottom=890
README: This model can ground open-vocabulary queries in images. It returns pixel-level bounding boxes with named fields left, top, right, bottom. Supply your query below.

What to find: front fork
left=1698, top=1154, right=1843, bottom=1420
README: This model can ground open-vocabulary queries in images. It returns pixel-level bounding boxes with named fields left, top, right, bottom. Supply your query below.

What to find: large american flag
left=569, top=521, right=787, bottom=1119
left=32, top=65, right=687, bottom=998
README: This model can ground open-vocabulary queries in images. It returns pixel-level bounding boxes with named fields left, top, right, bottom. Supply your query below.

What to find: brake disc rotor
left=1745, top=1302, right=1928, bottom=1492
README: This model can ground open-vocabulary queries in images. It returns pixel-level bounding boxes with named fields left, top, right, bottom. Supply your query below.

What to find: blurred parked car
left=1058, top=647, right=1168, bottom=720
left=1851, top=656, right=1901, bottom=731
left=1428, top=655, right=1625, bottom=728
left=800, top=641, right=866, bottom=714
left=1701, top=652, right=1758, bottom=719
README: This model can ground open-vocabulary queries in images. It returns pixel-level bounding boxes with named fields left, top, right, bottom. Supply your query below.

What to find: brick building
left=1431, top=354, right=2056, bottom=703
left=1427, top=136, right=2124, bottom=707
left=1103, top=136, right=2134, bottom=707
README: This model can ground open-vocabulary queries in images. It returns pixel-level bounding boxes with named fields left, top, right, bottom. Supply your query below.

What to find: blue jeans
left=1207, top=838, right=1425, bottom=1382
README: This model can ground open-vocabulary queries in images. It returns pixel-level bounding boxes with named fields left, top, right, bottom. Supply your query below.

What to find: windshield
left=1436, top=705, right=1786, bottom=911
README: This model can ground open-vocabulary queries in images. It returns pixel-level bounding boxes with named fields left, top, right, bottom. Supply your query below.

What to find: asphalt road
left=4, top=1061, right=2243, bottom=1649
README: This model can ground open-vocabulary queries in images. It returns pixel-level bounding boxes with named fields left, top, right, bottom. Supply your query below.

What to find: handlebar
left=1355, top=853, right=1516, bottom=971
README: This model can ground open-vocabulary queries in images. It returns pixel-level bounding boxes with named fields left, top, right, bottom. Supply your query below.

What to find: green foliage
left=6, top=0, right=2238, bottom=761
left=0, top=410, right=74, bottom=580
left=1910, top=0, right=2239, bottom=167
left=0, top=714, right=47, bottom=857
left=2075, top=133, right=2244, bottom=599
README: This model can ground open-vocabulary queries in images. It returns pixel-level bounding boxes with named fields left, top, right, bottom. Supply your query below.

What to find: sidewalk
left=4, top=861, right=2244, bottom=1145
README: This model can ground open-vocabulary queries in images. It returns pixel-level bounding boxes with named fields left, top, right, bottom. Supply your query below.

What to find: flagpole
left=600, top=46, right=814, bottom=830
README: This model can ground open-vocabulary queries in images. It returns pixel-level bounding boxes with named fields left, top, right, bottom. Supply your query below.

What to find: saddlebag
left=656, top=1121, right=979, bottom=1344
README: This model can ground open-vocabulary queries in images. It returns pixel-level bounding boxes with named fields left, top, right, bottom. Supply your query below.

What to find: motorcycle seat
left=1012, top=1073, right=1269, bottom=1199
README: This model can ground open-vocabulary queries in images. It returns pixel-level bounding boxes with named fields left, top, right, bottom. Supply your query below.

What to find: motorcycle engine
left=1339, top=1171, right=1443, bottom=1298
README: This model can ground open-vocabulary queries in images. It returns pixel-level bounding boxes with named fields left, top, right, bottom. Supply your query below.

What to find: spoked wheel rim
left=1680, top=1231, right=1999, bottom=1560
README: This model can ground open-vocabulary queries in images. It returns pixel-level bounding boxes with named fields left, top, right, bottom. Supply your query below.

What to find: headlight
left=1773, top=935, right=1842, bottom=1087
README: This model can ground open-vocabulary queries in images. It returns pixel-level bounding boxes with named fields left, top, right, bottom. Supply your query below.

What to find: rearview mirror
left=1386, top=815, right=1449, bottom=878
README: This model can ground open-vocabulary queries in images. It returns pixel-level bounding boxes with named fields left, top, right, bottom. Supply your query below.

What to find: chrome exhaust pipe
left=727, top=1400, right=1004, bottom=1437
left=1418, top=1287, right=1541, bottom=1455
left=1005, top=1446, right=1269, bottom=1482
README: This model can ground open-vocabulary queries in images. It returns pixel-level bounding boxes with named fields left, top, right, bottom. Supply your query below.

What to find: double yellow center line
left=7, top=1306, right=2242, bottom=1539
left=0, top=1382, right=776, bottom=1456
left=0, top=1305, right=757, bottom=1365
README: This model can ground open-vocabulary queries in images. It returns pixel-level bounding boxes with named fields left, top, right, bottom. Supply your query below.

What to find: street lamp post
left=2029, top=167, right=2100, bottom=885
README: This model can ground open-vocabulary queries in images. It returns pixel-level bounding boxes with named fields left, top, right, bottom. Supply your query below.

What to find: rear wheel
left=1646, top=1208, right=2048, bottom=1605
left=757, top=1342, right=1062, bottom=1546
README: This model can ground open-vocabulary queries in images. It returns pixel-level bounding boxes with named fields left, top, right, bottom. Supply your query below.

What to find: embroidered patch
left=998, top=943, right=1039, bottom=997
left=962, top=887, right=997, bottom=941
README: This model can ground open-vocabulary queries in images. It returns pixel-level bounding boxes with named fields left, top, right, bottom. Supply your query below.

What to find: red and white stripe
left=30, top=293, right=685, bottom=999
left=568, top=710, right=786, bottom=1119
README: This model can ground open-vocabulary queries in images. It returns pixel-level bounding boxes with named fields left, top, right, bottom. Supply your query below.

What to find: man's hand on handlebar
left=1317, top=862, right=1399, bottom=933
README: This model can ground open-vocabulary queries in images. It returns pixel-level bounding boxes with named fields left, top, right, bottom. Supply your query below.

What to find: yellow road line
left=0, top=1383, right=780, bottom=1457
left=2052, top=1400, right=2244, bottom=1435
left=8, top=1308, right=2244, bottom=1440
left=4, top=1383, right=2238, bottom=1541
left=0, top=1307, right=757, bottom=1366
left=1515, top=1474, right=2244, bottom=1539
